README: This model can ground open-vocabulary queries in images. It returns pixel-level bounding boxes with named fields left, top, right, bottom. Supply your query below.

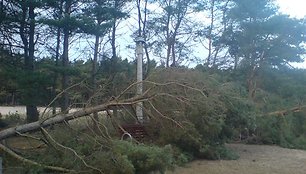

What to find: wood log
left=0, top=96, right=145, bottom=140
left=267, top=105, right=306, bottom=116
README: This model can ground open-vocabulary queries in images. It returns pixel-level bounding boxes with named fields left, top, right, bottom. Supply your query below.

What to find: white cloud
left=276, top=0, right=306, bottom=18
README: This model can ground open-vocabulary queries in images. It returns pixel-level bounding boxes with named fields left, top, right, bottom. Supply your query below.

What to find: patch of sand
left=167, top=144, right=306, bottom=174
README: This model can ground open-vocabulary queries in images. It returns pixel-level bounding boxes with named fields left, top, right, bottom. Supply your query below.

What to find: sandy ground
left=0, top=106, right=60, bottom=116
left=0, top=106, right=87, bottom=117
left=166, top=144, right=306, bottom=174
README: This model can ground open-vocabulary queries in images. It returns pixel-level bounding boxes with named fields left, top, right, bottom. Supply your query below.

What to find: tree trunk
left=171, top=40, right=176, bottom=66
left=0, top=95, right=145, bottom=140
left=142, top=0, right=150, bottom=78
left=206, top=0, right=215, bottom=67
left=111, top=2, right=118, bottom=118
left=165, top=10, right=171, bottom=68
left=91, top=35, right=99, bottom=129
left=61, top=1, right=71, bottom=113
left=26, top=2, right=38, bottom=122
left=52, top=1, right=63, bottom=115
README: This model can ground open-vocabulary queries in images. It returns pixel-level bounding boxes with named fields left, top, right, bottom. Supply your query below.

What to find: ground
left=166, top=144, right=306, bottom=174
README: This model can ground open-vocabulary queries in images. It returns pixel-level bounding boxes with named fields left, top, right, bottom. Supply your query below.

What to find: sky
left=276, top=0, right=306, bottom=68
left=276, top=0, right=306, bottom=19
left=108, top=0, right=306, bottom=68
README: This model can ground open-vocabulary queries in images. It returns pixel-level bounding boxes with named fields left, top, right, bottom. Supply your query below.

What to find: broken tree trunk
left=267, top=105, right=306, bottom=116
left=0, top=96, right=146, bottom=140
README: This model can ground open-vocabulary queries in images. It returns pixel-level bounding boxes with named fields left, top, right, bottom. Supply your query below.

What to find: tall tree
left=61, top=0, right=72, bottom=113
left=42, top=0, right=64, bottom=114
left=80, top=0, right=127, bottom=126
left=42, top=0, right=82, bottom=112
left=25, top=0, right=39, bottom=122
left=0, top=0, right=42, bottom=122
left=196, top=0, right=231, bottom=68
left=146, top=0, right=198, bottom=67
left=222, top=0, right=306, bottom=99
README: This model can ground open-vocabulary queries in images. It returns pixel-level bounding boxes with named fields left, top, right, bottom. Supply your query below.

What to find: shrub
left=145, top=68, right=242, bottom=160
left=113, top=140, right=175, bottom=174
left=255, top=111, right=306, bottom=149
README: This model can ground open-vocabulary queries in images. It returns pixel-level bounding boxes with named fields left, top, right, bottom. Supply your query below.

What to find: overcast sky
left=276, top=0, right=306, bottom=68
left=88, top=0, right=306, bottom=68
left=276, top=0, right=306, bottom=19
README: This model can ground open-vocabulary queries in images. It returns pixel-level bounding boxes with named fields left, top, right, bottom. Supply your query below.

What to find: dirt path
left=167, top=144, right=306, bottom=174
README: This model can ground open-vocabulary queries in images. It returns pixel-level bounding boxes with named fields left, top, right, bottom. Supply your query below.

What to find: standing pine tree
left=221, top=0, right=306, bottom=99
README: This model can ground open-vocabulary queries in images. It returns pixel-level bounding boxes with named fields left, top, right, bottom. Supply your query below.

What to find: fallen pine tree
left=0, top=94, right=149, bottom=140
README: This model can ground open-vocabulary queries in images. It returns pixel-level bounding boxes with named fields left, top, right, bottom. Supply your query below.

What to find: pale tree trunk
left=165, top=9, right=171, bottom=68
left=206, top=0, right=215, bottom=67
left=247, top=51, right=264, bottom=100
left=233, top=55, right=239, bottom=71
left=171, top=39, right=176, bottom=67
left=136, top=39, right=144, bottom=123
left=169, top=0, right=185, bottom=67
left=247, top=70, right=257, bottom=100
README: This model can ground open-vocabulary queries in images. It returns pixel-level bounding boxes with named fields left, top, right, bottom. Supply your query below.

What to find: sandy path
left=167, top=144, right=306, bottom=174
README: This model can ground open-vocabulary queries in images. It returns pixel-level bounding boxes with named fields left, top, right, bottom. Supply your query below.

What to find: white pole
left=135, top=36, right=144, bottom=123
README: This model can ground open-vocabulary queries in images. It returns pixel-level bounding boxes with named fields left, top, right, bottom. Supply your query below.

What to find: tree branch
left=0, top=143, right=75, bottom=173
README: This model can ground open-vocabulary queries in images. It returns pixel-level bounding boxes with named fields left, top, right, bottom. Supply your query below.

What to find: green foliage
left=223, top=0, right=306, bottom=70
left=255, top=111, right=306, bottom=149
left=18, top=70, right=53, bottom=105
left=8, top=125, right=176, bottom=174
left=201, top=145, right=240, bottom=160
left=0, top=49, right=23, bottom=104
left=113, top=140, right=175, bottom=174
left=145, top=68, right=242, bottom=159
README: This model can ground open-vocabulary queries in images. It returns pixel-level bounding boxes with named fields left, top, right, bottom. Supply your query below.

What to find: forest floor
left=166, top=143, right=306, bottom=174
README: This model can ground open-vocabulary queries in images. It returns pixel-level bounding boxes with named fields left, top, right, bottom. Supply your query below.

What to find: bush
left=255, top=111, right=306, bottom=149
left=113, top=140, right=175, bottom=174
left=200, top=144, right=239, bottom=160
left=145, top=68, right=242, bottom=160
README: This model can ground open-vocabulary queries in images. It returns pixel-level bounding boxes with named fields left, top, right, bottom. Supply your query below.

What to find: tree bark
left=52, top=1, right=63, bottom=115
left=206, top=0, right=215, bottom=67
left=61, top=1, right=71, bottom=113
left=91, top=35, right=99, bottom=129
left=26, top=2, right=39, bottom=122
left=111, top=1, right=119, bottom=118
left=0, top=95, right=145, bottom=140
